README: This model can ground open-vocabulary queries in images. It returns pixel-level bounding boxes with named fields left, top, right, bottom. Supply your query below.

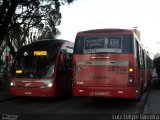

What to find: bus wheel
left=132, top=95, right=141, bottom=102
left=135, top=93, right=141, bottom=101
left=135, top=83, right=143, bottom=101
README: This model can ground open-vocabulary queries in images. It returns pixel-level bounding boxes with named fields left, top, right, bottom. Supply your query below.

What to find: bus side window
left=136, top=41, right=140, bottom=68
left=139, top=46, right=144, bottom=69
left=63, top=46, right=73, bottom=70
left=59, top=49, right=73, bottom=71
left=59, top=51, right=66, bottom=71
left=142, top=50, right=147, bottom=70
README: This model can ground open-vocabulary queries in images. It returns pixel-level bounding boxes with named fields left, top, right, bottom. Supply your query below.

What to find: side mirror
left=59, top=54, right=66, bottom=71
left=60, top=53, right=65, bottom=63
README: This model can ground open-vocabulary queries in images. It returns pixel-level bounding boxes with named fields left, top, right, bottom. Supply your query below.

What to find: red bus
left=10, top=39, right=74, bottom=97
left=72, top=29, right=152, bottom=99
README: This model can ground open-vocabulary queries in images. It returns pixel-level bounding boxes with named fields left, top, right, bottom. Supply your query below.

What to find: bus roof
left=19, top=39, right=73, bottom=52
left=77, top=28, right=134, bottom=36
left=32, top=39, right=69, bottom=44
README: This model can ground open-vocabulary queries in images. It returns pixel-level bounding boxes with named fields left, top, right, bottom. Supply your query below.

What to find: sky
left=57, top=0, right=160, bottom=58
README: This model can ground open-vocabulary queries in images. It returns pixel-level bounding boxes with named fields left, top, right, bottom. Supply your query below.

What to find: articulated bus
left=72, top=29, right=153, bottom=99
left=10, top=39, right=74, bottom=97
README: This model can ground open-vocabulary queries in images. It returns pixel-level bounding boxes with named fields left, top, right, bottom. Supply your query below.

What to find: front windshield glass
left=14, top=42, right=60, bottom=78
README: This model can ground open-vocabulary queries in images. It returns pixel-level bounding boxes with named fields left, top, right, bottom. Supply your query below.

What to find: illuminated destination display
left=83, top=36, right=123, bottom=53
left=34, top=51, right=47, bottom=56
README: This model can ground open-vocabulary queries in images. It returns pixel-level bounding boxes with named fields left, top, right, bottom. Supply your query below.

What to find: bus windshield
left=14, top=43, right=60, bottom=78
left=74, top=35, right=134, bottom=54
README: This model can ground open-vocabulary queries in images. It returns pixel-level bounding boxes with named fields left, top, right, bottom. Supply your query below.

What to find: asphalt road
left=143, top=77, right=160, bottom=114
left=1, top=77, right=160, bottom=120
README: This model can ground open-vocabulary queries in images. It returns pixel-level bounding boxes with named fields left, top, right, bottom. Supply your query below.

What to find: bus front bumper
left=72, top=86, right=140, bottom=99
left=10, top=87, right=55, bottom=97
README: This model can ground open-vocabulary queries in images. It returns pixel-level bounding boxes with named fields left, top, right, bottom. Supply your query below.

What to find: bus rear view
left=72, top=29, right=149, bottom=99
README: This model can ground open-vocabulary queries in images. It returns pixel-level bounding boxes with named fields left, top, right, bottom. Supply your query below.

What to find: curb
left=0, top=91, right=19, bottom=102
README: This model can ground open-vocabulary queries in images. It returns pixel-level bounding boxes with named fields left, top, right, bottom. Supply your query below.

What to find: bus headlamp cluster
left=10, top=80, right=53, bottom=88
left=10, top=82, right=15, bottom=86
left=47, top=82, right=53, bottom=87
left=43, top=81, right=53, bottom=88
left=10, top=82, right=13, bottom=86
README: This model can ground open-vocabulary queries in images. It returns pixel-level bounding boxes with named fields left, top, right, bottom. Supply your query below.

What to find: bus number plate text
left=90, top=91, right=111, bottom=96
left=24, top=91, right=32, bottom=95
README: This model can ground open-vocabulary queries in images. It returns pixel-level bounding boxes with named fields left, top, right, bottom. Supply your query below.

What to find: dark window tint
left=14, top=41, right=63, bottom=78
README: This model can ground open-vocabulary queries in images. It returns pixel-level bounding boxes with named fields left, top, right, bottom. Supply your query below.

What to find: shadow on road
left=150, top=77, right=160, bottom=90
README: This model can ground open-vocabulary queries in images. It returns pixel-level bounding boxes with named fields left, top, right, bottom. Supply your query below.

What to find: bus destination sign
left=34, top=51, right=47, bottom=56
left=83, top=36, right=123, bottom=53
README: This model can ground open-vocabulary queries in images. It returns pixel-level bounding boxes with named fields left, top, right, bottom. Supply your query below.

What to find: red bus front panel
left=10, top=78, right=56, bottom=97
left=10, top=87, right=55, bottom=97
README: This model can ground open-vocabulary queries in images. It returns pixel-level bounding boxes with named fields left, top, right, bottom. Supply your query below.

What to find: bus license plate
left=24, top=91, right=32, bottom=95
left=90, top=91, right=111, bottom=96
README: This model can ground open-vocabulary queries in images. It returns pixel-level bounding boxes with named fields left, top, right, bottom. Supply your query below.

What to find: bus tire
left=136, top=83, right=143, bottom=101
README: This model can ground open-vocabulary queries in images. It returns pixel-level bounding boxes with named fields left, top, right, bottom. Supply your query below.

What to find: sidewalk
left=0, top=76, right=15, bottom=101
left=0, top=90, right=14, bottom=101
left=143, top=78, right=160, bottom=114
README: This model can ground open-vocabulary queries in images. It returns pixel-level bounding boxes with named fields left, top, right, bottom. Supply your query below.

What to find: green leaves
left=0, top=0, right=75, bottom=59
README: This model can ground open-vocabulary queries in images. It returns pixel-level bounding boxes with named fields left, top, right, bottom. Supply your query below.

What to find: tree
left=0, top=0, right=75, bottom=59
left=0, top=0, right=19, bottom=46
left=153, top=52, right=160, bottom=59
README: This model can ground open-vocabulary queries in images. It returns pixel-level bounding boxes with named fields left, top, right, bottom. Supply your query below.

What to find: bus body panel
left=10, top=86, right=55, bottom=97
left=10, top=76, right=72, bottom=97
left=73, top=54, right=141, bottom=99
left=55, top=70, right=72, bottom=96
left=74, top=54, right=132, bottom=87
left=76, top=61, right=128, bottom=87
left=73, top=86, right=139, bottom=99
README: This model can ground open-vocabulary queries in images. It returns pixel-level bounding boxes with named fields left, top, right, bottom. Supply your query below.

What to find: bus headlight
left=41, top=80, right=54, bottom=88
left=10, top=82, right=14, bottom=86
left=48, top=82, right=53, bottom=87
left=43, top=82, right=53, bottom=88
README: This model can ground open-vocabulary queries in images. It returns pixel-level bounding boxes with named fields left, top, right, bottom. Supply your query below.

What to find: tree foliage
left=0, top=0, right=75, bottom=59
